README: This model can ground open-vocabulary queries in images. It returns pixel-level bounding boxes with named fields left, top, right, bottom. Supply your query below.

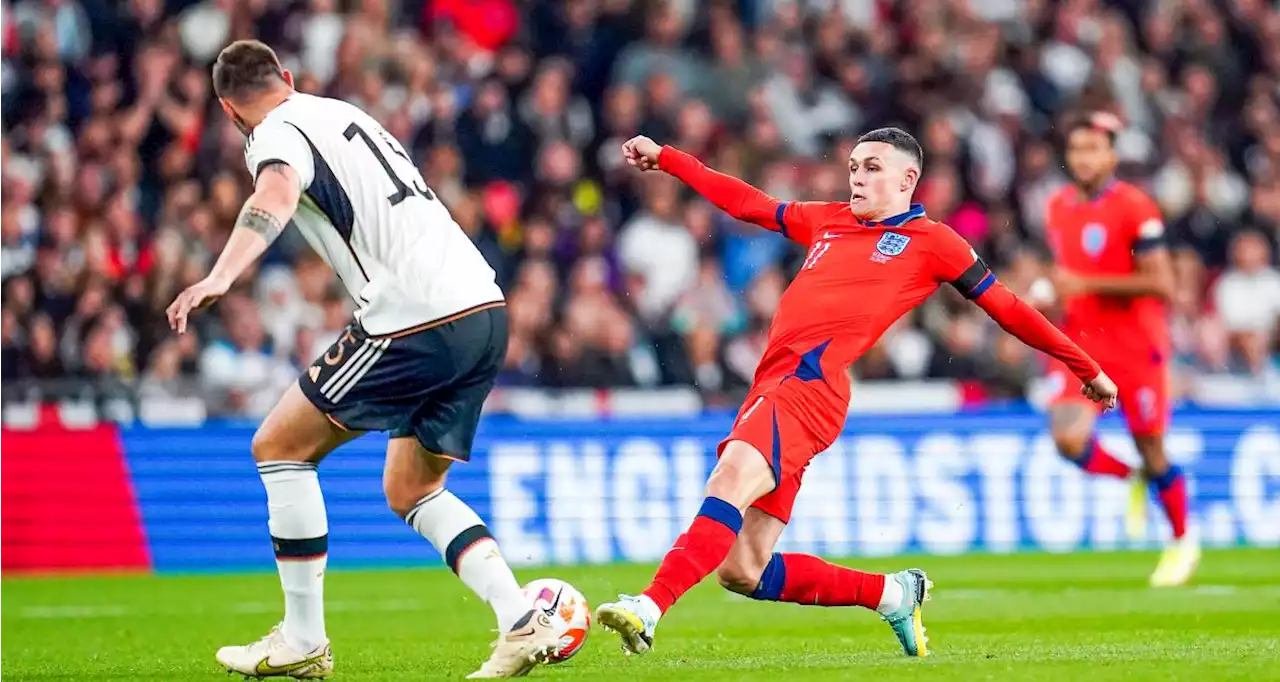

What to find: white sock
left=259, top=461, right=328, bottom=652
left=635, top=594, right=661, bottom=624
left=876, top=574, right=905, bottom=614
left=405, top=488, right=527, bottom=631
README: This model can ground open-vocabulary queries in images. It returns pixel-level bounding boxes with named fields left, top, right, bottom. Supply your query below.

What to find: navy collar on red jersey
left=1074, top=179, right=1116, bottom=204
left=861, top=203, right=927, bottom=227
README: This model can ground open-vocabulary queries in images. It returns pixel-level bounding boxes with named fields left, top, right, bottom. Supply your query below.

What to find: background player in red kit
left=1038, top=112, right=1198, bottom=587
left=595, top=128, right=1118, bottom=658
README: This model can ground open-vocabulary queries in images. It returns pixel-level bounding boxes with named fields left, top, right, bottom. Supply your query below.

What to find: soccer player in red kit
left=595, top=128, right=1118, bottom=657
left=1038, top=112, right=1198, bottom=587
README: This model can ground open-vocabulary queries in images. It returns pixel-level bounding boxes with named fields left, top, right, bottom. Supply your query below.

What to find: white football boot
left=1150, top=533, right=1201, bottom=587
left=594, top=593, right=661, bottom=655
left=467, top=608, right=562, bottom=679
left=215, top=624, right=332, bottom=678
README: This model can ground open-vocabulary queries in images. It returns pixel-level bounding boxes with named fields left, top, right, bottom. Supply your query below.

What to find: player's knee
left=716, top=559, right=765, bottom=595
left=383, top=471, right=447, bottom=517
left=1052, top=429, right=1090, bottom=460
left=250, top=427, right=296, bottom=463
left=1049, top=406, right=1093, bottom=460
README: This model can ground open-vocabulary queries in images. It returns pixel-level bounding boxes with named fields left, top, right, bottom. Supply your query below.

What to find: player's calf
left=389, top=440, right=529, bottom=635
left=734, top=553, right=888, bottom=609
left=642, top=444, right=775, bottom=613
left=1050, top=404, right=1132, bottom=479
left=723, top=555, right=933, bottom=656
left=243, top=385, right=355, bottom=659
left=715, top=509, right=932, bottom=657
left=382, top=449, right=450, bottom=517
left=716, top=508, right=785, bottom=595
left=1134, top=435, right=1189, bottom=540
left=716, top=559, right=767, bottom=596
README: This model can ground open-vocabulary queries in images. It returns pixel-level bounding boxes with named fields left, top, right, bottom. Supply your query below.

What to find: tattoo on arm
left=236, top=205, right=284, bottom=243
left=258, top=161, right=293, bottom=182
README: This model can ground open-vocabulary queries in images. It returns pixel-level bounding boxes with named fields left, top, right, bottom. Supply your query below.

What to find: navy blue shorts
left=299, top=303, right=507, bottom=461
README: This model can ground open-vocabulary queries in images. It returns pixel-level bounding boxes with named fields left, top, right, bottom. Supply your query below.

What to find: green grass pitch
left=4, top=549, right=1279, bottom=681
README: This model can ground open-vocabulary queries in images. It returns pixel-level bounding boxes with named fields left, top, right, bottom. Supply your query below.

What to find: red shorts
left=719, top=380, right=845, bottom=524
left=1046, top=356, right=1171, bottom=437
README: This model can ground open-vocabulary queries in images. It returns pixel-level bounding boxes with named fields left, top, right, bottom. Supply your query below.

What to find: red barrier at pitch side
left=1, top=424, right=151, bottom=573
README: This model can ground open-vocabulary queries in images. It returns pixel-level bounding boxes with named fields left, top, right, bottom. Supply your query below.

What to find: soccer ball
left=523, top=578, right=590, bottom=663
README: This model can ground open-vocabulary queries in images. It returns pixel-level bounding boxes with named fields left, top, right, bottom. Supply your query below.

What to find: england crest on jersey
left=876, top=231, right=911, bottom=256
left=1082, top=222, right=1107, bottom=257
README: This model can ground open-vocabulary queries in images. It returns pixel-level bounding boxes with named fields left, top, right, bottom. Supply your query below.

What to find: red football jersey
left=1045, top=181, right=1169, bottom=361
left=755, top=201, right=994, bottom=404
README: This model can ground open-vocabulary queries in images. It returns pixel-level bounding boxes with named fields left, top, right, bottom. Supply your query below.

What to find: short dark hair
left=212, top=40, right=285, bottom=101
left=1064, top=111, right=1120, bottom=146
left=855, top=127, right=924, bottom=170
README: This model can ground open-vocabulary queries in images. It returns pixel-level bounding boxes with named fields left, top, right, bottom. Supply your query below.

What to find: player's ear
left=282, top=69, right=295, bottom=89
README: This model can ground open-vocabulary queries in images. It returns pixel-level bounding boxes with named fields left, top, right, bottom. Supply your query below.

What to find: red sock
left=1070, top=438, right=1132, bottom=479
left=1150, top=465, right=1188, bottom=539
left=750, top=553, right=886, bottom=609
left=643, top=497, right=741, bottom=614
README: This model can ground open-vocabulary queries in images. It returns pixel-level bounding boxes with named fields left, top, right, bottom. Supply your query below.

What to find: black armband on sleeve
left=1133, top=235, right=1166, bottom=253
left=948, top=257, right=996, bottom=299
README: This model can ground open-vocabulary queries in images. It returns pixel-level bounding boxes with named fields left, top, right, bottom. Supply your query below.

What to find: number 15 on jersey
left=343, top=122, right=435, bottom=206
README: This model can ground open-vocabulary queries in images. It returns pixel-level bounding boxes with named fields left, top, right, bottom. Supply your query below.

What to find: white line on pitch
left=13, top=599, right=428, bottom=620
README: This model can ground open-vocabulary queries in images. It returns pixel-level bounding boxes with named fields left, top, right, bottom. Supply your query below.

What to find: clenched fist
left=621, top=136, right=663, bottom=171
left=1081, top=371, right=1119, bottom=409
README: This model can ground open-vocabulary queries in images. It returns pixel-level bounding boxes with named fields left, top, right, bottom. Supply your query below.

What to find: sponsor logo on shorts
left=320, top=338, right=392, bottom=403
left=739, top=396, right=765, bottom=425
left=324, top=330, right=361, bottom=366
left=1137, top=386, right=1157, bottom=423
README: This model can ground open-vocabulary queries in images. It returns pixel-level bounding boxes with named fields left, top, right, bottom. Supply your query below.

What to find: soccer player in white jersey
left=165, top=40, right=558, bottom=679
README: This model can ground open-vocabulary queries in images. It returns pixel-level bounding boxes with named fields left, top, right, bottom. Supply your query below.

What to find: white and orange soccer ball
left=523, top=578, right=590, bottom=664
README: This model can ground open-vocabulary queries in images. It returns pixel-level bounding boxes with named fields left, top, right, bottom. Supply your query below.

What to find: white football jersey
left=243, top=93, right=503, bottom=335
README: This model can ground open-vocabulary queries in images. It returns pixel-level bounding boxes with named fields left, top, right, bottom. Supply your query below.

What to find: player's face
left=1065, top=128, right=1117, bottom=187
left=848, top=142, right=917, bottom=219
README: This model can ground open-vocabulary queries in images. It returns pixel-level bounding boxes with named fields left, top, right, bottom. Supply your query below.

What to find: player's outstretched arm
left=933, top=228, right=1117, bottom=407
left=622, top=136, right=784, bottom=229
left=165, top=162, right=301, bottom=334
left=972, top=282, right=1117, bottom=407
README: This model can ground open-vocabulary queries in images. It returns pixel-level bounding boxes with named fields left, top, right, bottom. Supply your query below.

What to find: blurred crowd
left=3, top=0, right=1280, bottom=416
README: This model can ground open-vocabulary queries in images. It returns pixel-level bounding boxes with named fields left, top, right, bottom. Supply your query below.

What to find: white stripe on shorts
left=327, top=338, right=391, bottom=403
left=320, top=339, right=377, bottom=397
